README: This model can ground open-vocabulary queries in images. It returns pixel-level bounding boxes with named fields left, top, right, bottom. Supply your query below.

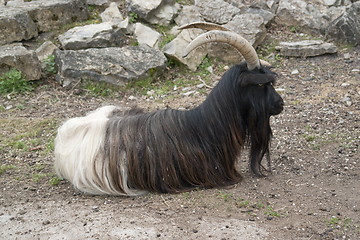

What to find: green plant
left=218, top=191, right=232, bottom=202
left=0, top=164, right=15, bottom=175
left=129, top=12, right=138, bottom=23
left=0, top=68, right=33, bottom=95
left=289, top=25, right=300, bottom=33
left=236, top=199, right=250, bottom=208
left=84, top=80, right=119, bottom=97
left=266, top=206, right=281, bottom=217
left=159, top=33, right=176, bottom=49
left=32, top=173, right=45, bottom=183
left=49, top=176, right=63, bottom=186
left=43, top=54, right=57, bottom=75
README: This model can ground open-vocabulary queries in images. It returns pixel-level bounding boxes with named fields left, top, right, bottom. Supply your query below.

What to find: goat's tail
left=54, top=106, right=147, bottom=196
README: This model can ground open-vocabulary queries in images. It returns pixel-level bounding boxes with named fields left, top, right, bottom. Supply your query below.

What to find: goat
left=54, top=22, right=284, bottom=196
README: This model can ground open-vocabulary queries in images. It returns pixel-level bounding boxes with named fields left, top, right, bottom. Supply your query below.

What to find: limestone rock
left=195, top=0, right=240, bottom=24
left=326, top=2, right=360, bottom=46
left=126, top=0, right=179, bottom=25
left=206, top=14, right=266, bottom=63
left=24, top=0, right=89, bottom=32
left=54, top=45, right=167, bottom=87
left=87, top=0, right=109, bottom=6
left=0, top=8, right=38, bottom=45
left=100, top=2, right=123, bottom=23
left=275, top=0, right=330, bottom=34
left=0, top=43, right=41, bottom=80
left=58, top=22, right=127, bottom=50
left=174, top=5, right=203, bottom=26
left=163, top=29, right=206, bottom=71
left=0, top=0, right=89, bottom=45
left=134, top=23, right=162, bottom=49
left=276, top=40, right=338, bottom=57
left=245, top=8, right=275, bottom=26
left=36, top=41, right=59, bottom=61
left=146, top=1, right=180, bottom=25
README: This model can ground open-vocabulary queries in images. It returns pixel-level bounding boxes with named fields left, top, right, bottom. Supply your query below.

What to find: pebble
left=343, top=53, right=350, bottom=59
left=291, top=69, right=299, bottom=75
left=128, top=95, right=137, bottom=101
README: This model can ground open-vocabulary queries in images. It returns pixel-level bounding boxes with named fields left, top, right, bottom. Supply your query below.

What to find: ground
left=0, top=28, right=359, bottom=239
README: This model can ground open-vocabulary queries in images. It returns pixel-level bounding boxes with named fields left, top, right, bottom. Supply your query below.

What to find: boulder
left=126, top=0, right=179, bottom=25
left=58, top=22, right=127, bottom=50
left=146, top=1, right=180, bottom=25
left=23, top=0, right=89, bottom=32
left=326, top=2, right=360, bottom=46
left=100, top=2, right=124, bottom=23
left=206, top=14, right=266, bottom=63
left=0, top=0, right=89, bottom=45
left=195, top=0, right=240, bottom=24
left=36, top=41, right=59, bottom=61
left=54, top=45, right=167, bottom=87
left=174, top=5, right=203, bottom=26
left=0, top=43, right=41, bottom=80
left=276, top=40, right=338, bottom=57
left=163, top=29, right=206, bottom=71
left=0, top=8, right=38, bottom=45
left=245, top=8, right=275, bottom=26
left=275, top=0, right=331, bottom=34
left=134, top=23, right=162, bottom=49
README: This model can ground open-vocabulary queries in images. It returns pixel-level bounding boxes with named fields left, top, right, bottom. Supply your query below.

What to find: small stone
left=341, top=83, right=350, bottom=87
left=193, top=229, right=198, bottom=233
left=343, top=53, right=350, bottom=59
left=42, top=220, right=50, bottom=225
left=128, top=95, right=137, bottom=101
left=291, top=69, right=299, bottom=75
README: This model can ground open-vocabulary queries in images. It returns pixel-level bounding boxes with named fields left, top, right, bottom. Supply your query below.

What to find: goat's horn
left=178, top=22, right=230, bottom=31
left=182, top=30, right=260, bottom=70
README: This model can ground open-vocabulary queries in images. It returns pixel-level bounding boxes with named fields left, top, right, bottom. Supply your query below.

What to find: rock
left=291, top=69, right=299, bottom=75
left=127, top=0, right=179, bottom=25
left=326, top=2, right=360, bottom=46
left=100, top=2, right=123, bottom=23
left=147, top=1, right=180, bottom=25
left=54, top=45, right=167, bottom=87
left=225, top=14, right=266, bottom=47
left=58, top=22, right=127, bottom=50
left=275, top=0, right=337, bottom=34
left=276, top=40, right=338, bottom=57
left=174, top=5, right=203, bottom=26
left=0, top=8, right=38, bottom=45
left=195, top=0, right=241, bottom=24
left=23, top=0, right=89, bottom=32
left=163, top=29, right=206, bottom=71
left=35, top=41, right=58, bottom=61
left=87, top=0, right=108, bottom=7
left=0, top=0, right=89, bottom=45
left=245, top=8, right=275, bottom=26
left=323, top=0, right=339, bottom=6
left=134, top=23, right=162, bottom=49
left=206, top=14, right=266, bottom=63
left=0, top=43, right=41, bottom=80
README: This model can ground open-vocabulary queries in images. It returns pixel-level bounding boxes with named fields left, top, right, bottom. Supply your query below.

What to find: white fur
left=54, top=106, right=147, bottom=196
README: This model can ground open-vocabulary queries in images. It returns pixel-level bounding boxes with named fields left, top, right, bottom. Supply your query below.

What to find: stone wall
left=0, top=0, right=358, bottom=85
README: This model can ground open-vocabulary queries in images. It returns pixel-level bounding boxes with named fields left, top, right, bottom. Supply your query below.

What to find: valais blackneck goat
left=54, top=22, right=284, bottom=196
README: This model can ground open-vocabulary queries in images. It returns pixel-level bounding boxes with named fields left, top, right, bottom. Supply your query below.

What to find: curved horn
left=182, top=30, right=260, bottom=70
left=178, top=22, right=230, bottom=32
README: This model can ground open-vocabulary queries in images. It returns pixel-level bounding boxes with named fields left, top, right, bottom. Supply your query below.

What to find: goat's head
left=179, top=22, right=284, bottom=118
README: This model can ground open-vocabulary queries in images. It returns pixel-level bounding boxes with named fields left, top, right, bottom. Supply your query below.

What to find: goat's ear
left=240, top=72, right=275, bottom=87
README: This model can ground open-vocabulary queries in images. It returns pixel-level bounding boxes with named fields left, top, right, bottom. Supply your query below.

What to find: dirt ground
left=1, top=29, right=359, bottom=239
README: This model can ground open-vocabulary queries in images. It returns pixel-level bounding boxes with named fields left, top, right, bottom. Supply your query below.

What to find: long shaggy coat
left=54, top=63, right=283, bottom=196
